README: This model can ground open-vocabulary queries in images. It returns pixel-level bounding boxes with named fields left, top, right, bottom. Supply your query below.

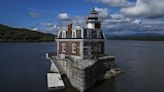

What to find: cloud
left=71, top=16, right=85, bottom=26
left=95, top=7, right=109, bottom=18
left=103, top=13, right=133, bottom=26
left=132, top=19, right=142, bottom=24
left=55, top=7, right=164, bottom=35
left=103, top=18, right=164, bottom=35
left=40, top=22, right=54, bottom=27
left=29, top=12, right=42, bottom=18
left=31, top=27, right=38, bottom=31
left=110, top=14, right=124, bottom=19
left=39, top=22, right=58, bottom=33
left=121, top=0, right=164, bottom=18
left=57, top=12, right=86, bottom=27
left=22, top=6, right=49, bottom=13
left=91, top=0, right=133, bottom=7
left=58, top=13, right=70, bottom=20
left=57, top=7, right=109, bottom=27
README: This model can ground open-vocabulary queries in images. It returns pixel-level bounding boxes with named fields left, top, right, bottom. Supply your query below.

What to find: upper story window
left=84, top=30, right=87, bottom=38
left=87, top=30, right=92, bottom=38
left=62, top=31, right=66, bottom=38
left=76, top=30, right=81, bottom=38
left=62, top=43, right=66, bottom=53
left=72, top=43, right=77, bottom=54
left=97, top=31, right=101, bottom=38
left=98, top=44, right=101, bottom=52
left=72, top=31, right=76, bottom=38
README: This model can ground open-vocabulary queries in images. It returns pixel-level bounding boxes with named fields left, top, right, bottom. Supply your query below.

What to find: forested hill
left=0, top=24, right=56, bottom=42
left=107, top=33, right=164, bottom=41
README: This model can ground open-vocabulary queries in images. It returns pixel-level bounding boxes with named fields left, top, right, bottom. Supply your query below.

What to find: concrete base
left=48, top=54, right=119, bottom=92
left=47, top=73, right=65, bottom=90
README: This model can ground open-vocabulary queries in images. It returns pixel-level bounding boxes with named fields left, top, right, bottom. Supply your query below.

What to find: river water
left=0, top=40, right=164, bottom=92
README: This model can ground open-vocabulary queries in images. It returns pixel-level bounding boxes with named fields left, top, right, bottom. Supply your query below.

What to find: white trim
left=81, top=29, right=84, bottom=38
left=57, top=31, right=61, bottom=38
left=56, top=39, right=104, bottom=42
left=62, top=31, right=66, bottom=38
left=72, top=30, right=76, bottom=38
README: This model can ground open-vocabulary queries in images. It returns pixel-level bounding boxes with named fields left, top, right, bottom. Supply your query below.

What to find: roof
left=91, top=8, right=98, bottom=14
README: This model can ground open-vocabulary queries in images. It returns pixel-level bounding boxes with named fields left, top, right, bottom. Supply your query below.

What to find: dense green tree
left=0, top=24, right=56, bottom=42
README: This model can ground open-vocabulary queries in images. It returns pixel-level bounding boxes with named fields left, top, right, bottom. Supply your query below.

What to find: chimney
left=67, top=24, right=72, bottom=37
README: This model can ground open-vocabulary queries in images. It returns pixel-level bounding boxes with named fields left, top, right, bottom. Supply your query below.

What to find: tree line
left=0, top=24, right=56, bottom=42
left=108, top=35, right=164, bottom=41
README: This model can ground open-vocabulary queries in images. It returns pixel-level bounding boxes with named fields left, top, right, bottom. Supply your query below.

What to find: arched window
left=72, top=43, right=77, bottom=54
left=62, top=31, right=66, bottom=38
left=72, top=31, right=76, bottom=38
left=62, top=43, right=66, bottom=53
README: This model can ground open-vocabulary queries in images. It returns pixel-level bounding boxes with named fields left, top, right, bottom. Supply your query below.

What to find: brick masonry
left=59, top=41, right=80, bottom=56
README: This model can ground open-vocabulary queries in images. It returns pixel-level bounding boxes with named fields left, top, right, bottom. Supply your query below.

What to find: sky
left=0, top=0, right=164, bottom=35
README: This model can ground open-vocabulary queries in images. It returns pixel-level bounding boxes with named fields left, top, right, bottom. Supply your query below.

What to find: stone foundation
left=50, top=55, right=119, bottom=92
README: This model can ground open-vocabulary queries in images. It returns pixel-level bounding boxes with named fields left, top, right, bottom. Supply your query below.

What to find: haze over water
left=0, top=40, right=164, bottom=92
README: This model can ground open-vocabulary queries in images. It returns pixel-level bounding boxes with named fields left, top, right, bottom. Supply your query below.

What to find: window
left=62, top=31, right=66, bottom=38
left=72, top=43, right=77, bottom=54
left=84, top=30, right=87, bottom=38
left=98, top=44, right=101, bottom=52
left=72, top=31, right=76, bottom=38
left=97, top=31, right=101, bottom=38
left=87, top=30, right=92, bottom=38
left=76, top=30, right=81, bottom=38
left=62, top=43, right=66, bottom=53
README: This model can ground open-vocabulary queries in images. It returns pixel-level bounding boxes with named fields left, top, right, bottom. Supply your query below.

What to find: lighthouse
left=48, top=8, right=118, bottom=92
left=56, top=8, right=104, bottom=59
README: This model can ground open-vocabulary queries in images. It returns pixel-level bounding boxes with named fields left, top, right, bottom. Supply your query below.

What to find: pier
left=46, top=53, right=65, bottom=90
left=47, top=73, right=65, bottom=89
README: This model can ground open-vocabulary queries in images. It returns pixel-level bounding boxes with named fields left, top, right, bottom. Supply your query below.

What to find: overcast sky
left=0, top=0, right=164, bottom=35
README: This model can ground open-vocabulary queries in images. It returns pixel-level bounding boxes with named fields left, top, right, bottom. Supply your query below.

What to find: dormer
left=57, top=24, right=83, bottom=39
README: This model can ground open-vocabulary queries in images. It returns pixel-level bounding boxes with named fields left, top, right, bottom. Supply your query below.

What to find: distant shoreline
left=0, top=40, right=55, bottom=42
left=0, top=24, right=56, bottom=42
left=107, top=36, right=164, bottom=41
left=107, top=39, right=164, bottom=41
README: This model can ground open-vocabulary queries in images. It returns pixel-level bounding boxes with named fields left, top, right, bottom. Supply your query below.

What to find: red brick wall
left=59, top=41, right=80, bottom=56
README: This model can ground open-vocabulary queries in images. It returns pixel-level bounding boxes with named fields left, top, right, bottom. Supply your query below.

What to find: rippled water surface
left=1, top=40, right=164, bottom=92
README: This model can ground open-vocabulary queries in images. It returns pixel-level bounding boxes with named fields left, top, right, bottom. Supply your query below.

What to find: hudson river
left=1, top=40, right=164, bottom=92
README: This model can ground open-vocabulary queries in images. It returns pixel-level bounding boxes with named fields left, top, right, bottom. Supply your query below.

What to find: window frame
left=72, top=43, right=77, bottom=54
left=62, top=31, right=66, bottom=38
left=62, top=43, right=66, bottom=53
left=72, top=30, right=76, bottom=38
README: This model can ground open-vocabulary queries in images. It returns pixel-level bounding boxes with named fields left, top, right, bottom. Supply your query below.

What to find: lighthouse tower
left=87, top=8, right=101, bottom=29
left=83, top=8, right=104, bottom=58
left=56, top=8, right=104, bottom=59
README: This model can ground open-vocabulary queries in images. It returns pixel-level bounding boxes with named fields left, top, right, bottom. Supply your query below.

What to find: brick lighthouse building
left=50, top=8, right=118, bottom=92
left=56, top=8, right=104, bottom=59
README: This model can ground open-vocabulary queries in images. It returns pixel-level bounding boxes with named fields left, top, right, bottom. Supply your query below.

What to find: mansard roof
left=57, top=26, right=104, bottom=39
